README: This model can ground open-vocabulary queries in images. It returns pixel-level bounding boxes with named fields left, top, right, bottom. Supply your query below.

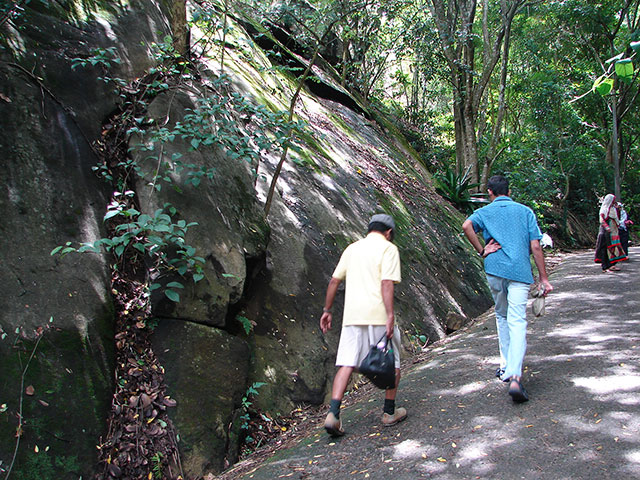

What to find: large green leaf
left=615, top=59, right=634, bottom=81
left=593, top=75, right=614, bottom=95
left=165, top=289, right=180, bottom=302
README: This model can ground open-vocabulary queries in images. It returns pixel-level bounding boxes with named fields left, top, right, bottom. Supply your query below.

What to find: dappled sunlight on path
left=221, top=248, right=640, bottom=479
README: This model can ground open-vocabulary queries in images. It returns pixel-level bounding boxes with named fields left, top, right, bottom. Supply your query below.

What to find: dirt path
left=218, top=248, right=640, bottom=479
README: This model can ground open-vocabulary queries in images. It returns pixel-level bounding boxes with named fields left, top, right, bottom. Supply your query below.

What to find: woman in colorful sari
left=594, top=194, right=627, bottom=272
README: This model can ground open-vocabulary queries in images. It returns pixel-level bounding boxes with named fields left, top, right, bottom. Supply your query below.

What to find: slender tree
left=425, top=0, right=527, bottom=185
left=261, top=1, right=365, bottom=216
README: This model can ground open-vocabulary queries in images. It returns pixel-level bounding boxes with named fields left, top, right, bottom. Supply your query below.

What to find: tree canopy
left=237, top=0, right=640, bottom=244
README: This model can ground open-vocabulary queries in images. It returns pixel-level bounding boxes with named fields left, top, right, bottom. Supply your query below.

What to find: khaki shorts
left=335, top=325, right=401, bottom=369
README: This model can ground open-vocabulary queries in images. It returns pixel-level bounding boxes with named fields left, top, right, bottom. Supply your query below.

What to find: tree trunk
left=428, top=0, right=524, bottom=186
left=453, top=95, right=479, bottom=177
left=482, top=3, right=512, bottom=190
left=611, top=94, right=621, bottom=199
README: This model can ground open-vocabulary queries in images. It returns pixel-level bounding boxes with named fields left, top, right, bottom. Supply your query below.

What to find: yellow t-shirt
left=332, top=232, right=401, bottom=326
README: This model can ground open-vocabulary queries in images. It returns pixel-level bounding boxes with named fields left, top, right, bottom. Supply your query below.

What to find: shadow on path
left=223, top=248, right=640, bottom=479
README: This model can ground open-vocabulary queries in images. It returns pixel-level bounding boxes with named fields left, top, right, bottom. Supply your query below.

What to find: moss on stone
left=293, top=131, right=334, bottom=172
left=0, top=325, right=113, bottom=479
left=324, top=232, right=355, bottom=254
left=373, top=191, right=414, bottom=249
left=29, top=0, right=125, bottom=24
left=152, top=321, right=251, bottom=474
left=326, top=111, right=353, bottom=135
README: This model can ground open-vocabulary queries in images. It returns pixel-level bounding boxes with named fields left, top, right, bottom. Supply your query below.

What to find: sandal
left=508, top=379, right=529, bottom=403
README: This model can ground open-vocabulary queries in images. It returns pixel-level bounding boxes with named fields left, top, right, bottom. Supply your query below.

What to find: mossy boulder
left=151, top=320, right=250, bottom=476
left=131, top=89, right=270, bottom=327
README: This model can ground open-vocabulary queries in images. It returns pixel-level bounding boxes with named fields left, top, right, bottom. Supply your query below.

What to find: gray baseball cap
left=369, top=214, right=395, bottom=230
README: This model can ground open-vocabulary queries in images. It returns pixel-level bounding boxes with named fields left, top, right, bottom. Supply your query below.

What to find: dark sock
left=383, top=399, right=395, bottom=415
left=329, top=399, right=342, bottom=418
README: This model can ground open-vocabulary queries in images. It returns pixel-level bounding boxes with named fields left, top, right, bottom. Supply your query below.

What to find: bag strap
left=376, top=333, right=393, bottom=352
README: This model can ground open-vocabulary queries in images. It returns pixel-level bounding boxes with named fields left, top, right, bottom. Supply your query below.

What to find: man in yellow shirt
left=319, top=214, right=407, bottom=436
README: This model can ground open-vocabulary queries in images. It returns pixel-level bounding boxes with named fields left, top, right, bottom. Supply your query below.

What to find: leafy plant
left=434, top=164, right=482, bottom=213
left=51, top=201, right=204, bottom=302
left=406, top=326, right=428, bottom=352
left=236, top=315, right=255, bottom=335
left=71, top=47, right=122, bottom=85
left=151, top=452, right=163, bottom=479
left=239, top=381, right=267, bottom=439
left=71, top=46, right=122, bottom=70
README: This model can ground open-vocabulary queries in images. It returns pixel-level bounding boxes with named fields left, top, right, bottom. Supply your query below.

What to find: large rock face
left=200, top=12, right=493, bottom=417
left=133, top=90, right=270, bottom=329
left=0, top=1, right=492, bottom=478
left=0, top=1, right=183, bottom=478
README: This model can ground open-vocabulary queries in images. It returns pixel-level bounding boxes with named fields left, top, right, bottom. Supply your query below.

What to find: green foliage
left=236, top=315, right=254, bottom=335
left=52, top=200, right=204, bottom=301
left=126, top=71, right=302, bottom=189
left=238, top=0, right=640, bottom=243
left=59, top=24, right=298, bottom=301
left=434, top=165, right=482, bottom=213
left=71, top=47, right=122, bottom=86
left=151, top=452, right=164, bottom=479
left=614, top=59, right=634, bottom=82
left=71, top=46, right=121, bottom=70
left=593, top=75, right=614, bottom=95
left=406, top=325, right=428, bottom=352
left=239, top=382, right=267, bottom=441
left=11, top=451, right=80, bottom=480
left=175, top=83, right=299, bottom=162
left=244, top=382, right=267, bottom=400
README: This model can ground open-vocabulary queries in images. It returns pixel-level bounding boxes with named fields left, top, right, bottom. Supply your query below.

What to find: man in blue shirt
left=462, top=175, right=553, bottom=403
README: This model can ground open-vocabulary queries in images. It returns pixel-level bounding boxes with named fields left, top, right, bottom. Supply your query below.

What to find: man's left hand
left=320, top=312, right=332, bottom=333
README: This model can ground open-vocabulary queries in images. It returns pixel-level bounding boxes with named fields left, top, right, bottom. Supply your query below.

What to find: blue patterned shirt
left=467, top=196, right=542, bottom=284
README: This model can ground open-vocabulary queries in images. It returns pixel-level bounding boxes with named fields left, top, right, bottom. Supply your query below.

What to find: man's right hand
left=483, top=238, right=502, bottom=256
left=386, top=316, right=395, bottom=339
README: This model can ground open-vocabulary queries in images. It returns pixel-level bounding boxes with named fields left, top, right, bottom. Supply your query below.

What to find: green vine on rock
left=46, top=5, right=312, bottom=476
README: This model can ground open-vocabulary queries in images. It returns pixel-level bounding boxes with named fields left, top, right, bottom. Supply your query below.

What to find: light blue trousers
left=486, top=274, right=530, bottom=380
